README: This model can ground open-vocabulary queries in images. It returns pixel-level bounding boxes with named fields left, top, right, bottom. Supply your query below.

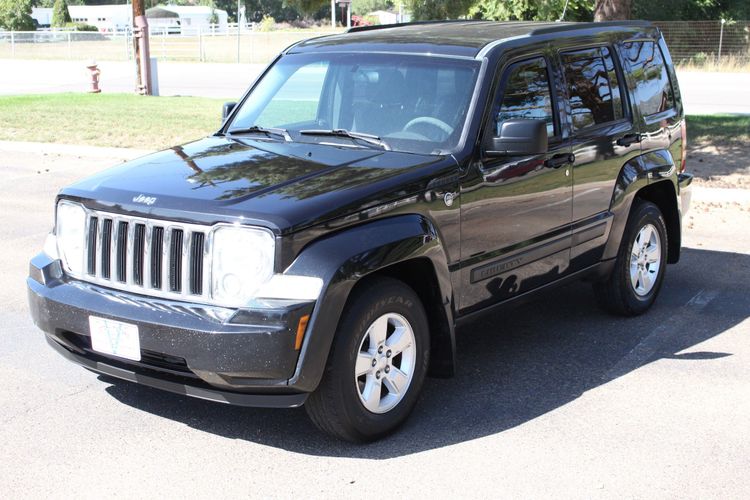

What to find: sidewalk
left=0, top=59, right=265, bottom=99
left=0, top=139, right=152, bottom=161
left=1, top=59, right=748, bottom=114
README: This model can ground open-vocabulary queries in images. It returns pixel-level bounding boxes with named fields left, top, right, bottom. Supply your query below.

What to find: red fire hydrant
left=86, top=60, right=101, bottom=93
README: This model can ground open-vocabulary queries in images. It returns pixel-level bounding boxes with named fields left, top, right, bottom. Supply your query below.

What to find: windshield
left=227, top=53, right=481, bottom=155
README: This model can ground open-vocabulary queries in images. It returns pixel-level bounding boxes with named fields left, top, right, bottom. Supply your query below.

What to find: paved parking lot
left=1, top=143, right=749, bottom=497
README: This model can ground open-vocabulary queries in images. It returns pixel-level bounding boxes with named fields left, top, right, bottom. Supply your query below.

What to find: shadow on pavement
left=103, top=247, right=750, bottom=458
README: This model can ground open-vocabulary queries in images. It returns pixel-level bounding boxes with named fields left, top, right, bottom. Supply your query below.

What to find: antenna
left=558, top=0, right=570, bottom=22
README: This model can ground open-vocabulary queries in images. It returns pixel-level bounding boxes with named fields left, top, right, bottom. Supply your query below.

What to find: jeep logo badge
left=132, top=194, right=157, bottom=206
left=444, top=192, right=455, bottom=207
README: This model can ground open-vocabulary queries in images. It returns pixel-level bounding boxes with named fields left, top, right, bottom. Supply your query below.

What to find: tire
left=305, top=277, right=430, bottom=442
left=594, top=200, right=668, bottom=316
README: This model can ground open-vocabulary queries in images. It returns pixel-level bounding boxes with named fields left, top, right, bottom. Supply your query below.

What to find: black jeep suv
left=28, top=21, right=692, bottom=442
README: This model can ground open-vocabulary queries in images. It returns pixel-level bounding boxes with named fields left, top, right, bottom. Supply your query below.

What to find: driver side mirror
left=222, top=102, right=237, bottom=121
left=484, top=119, right=548, bottom=157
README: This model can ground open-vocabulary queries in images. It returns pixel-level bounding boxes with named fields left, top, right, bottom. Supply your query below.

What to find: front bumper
left=28, top=253, right=313, bottom=408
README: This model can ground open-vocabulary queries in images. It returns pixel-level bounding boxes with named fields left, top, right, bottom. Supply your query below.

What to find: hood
left=61, top=136, right=455, bottom=233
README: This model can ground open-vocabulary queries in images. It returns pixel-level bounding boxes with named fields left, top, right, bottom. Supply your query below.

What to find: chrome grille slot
left=87, top=217, right=98, bottom=275
left=151, top=226, right=164, bottom=289
left=100, top=219, right=113, bottom=279
left=79, top=209, right=211, bottom=303
left=169, top=228, right=184, bottom=293
left=133, top=224, right=146, bottom=286
left=116, top=221, right=128, bottom=283
left=190, top=232, right=205, bottom=295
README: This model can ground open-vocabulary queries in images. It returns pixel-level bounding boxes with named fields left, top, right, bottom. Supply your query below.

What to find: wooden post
left=132, top=0, right=152, bottom=95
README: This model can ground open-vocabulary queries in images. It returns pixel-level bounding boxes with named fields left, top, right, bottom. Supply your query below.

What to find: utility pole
left=331, top=0, right=335, bottom=28
left=132, top=0, right=152, bottom=95
left=237, top=0, right=241, bottom=63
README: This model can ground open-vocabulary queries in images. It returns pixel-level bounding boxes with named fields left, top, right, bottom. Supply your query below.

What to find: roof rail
left=347, top=19, right=489, bottom=34
left=530, top=20, right=653, bottom=35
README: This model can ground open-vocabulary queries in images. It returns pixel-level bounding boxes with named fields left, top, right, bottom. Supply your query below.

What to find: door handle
left=545, top=153, right=575, bottom=169
left=616, top=133, right=642, bottom=147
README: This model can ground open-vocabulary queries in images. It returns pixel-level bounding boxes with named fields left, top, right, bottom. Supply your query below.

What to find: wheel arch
left=283, top=214, right=456, bottom=392
left=633, top=180, right=680, bottom=263
left=604, top=151, right=681, bottom=263
left=365, top=258, right=455, bottom=378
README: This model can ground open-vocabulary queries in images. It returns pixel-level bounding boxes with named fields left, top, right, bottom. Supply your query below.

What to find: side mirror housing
left=484, top=119, right=548, bottom=157
left=222, top=102, right=237, bottom=121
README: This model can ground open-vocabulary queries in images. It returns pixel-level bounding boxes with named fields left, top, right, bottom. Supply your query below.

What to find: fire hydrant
left=86, top=60, right=101, bottom=93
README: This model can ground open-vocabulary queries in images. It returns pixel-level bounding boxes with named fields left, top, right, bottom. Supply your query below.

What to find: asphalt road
left=1, top=142, right=749, bottom=497
left=1, top=59, right=749, bottom=115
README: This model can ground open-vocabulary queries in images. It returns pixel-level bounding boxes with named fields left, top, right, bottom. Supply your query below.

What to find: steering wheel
left=403, top=117, right=454, bottom=139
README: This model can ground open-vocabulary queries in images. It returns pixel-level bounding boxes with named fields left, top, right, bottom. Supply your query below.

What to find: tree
left=244, top=0, right=301, bottom=23
left=283, top=0, right=328, bottom=17
left=405, top=0, right=474, bottom=20
left=469, top=0, right=593, bottom=21
left=51, top=0, right=71, bottom=27
left=593, top=0, right=630, bottom=20
left=0, top=0, right=36, bottom=30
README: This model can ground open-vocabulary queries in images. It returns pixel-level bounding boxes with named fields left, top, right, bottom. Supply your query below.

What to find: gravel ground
left=1, top=141, right=748, bottom=498
left=689, top=141, right=750, bottom=190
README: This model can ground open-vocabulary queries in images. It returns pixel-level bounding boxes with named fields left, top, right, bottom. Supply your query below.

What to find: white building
left=146, top=5, right=229, bottom=34
left=367, top=10, right=410, bottom=25
left=68, top=5, right=132, bottom=33
left=31, top=7, right=53, bottom=28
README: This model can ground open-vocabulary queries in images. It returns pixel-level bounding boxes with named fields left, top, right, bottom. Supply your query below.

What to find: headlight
left=56, top=201, right=87, bottom=276
left=211, top=225, right=275, bottom=307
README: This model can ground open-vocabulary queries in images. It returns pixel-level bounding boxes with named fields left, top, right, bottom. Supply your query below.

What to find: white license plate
left=89, top=316, right=141, bottom=362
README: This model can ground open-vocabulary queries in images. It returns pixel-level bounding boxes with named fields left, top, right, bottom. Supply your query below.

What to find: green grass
left=2, top=95, right=748, bottom=154
left=686, top=114, right=750, bottom=145
left=0, top=93, right=227, bottom=150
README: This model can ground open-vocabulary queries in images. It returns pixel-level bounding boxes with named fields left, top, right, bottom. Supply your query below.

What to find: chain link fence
left=0, top=28, right=337, bottom=64
left=0, top=21, right=747, bottom=66
left=654, top=20, right=750, bottom=66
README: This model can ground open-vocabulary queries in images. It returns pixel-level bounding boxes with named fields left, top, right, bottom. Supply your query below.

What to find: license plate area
left=88, top=316, right=141, bottom=362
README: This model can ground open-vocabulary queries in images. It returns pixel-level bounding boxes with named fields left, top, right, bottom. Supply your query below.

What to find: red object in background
left=86, top=61, right=101, bottom=93
left=351, top=15, right=372, bottom=27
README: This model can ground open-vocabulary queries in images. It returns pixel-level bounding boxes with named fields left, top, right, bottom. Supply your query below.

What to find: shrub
left=258, top=15, right=276, bottom=32
left=74, top=23, right=98, bottom=32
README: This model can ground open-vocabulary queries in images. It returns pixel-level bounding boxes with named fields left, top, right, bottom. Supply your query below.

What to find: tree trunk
left=594, top=0, right=631, bottom=21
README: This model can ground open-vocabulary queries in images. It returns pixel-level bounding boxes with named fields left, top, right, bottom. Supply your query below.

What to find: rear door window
left=620, top=40, right=675, bottom=117
left=561, top=47, right=625, bottom=133
left=495, top=57, right=556, bottom=138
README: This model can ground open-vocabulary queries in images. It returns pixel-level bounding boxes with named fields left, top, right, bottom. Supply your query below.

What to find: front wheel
left=305, top=277, right=430, bottom=442
left=594, top=200, right=668, bottom=316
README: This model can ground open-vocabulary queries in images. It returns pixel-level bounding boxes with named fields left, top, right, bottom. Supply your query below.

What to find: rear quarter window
left=561, top=46, right=625, bottom=133
left=620, top=40, right=675, bottom=117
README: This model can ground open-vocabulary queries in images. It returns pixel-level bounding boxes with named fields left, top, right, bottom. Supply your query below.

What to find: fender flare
left=603, top=150, right=680, bottom=262
left=284, top=214, right=455, bottom=392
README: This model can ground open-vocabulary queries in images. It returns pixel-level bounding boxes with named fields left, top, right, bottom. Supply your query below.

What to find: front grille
left=79, top=209, right=210, bottom=302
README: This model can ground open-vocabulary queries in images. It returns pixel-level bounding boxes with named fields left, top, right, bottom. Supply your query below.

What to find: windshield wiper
left=227, top=125, right=291, bottom=142
left=299, top=129, right=391, bottom=151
